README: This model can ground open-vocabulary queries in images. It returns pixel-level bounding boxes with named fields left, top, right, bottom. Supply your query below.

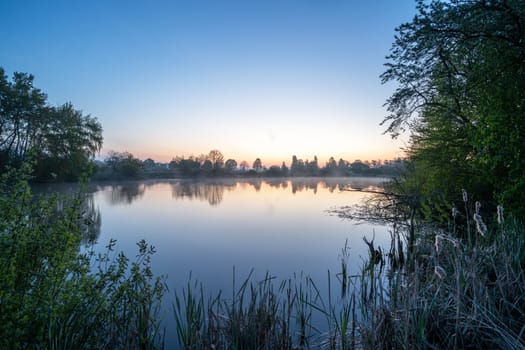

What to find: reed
left=173, top=207, right=525, bottom=349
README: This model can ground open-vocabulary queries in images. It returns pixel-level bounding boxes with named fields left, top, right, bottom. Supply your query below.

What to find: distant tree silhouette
left=143, top=158, right=155, bottom=168
left=104, top=151, right=143, bottom=178
left=307, top=156, right=320, bottom=176
left=253, top=158, right=263, bottom=172
left=224, top=159, right=237, bottom=172
left=201, top=159, right=213, bottom=173
left=208, top=149, right=224, bottom=170
left=170, top=156, right=200, bottom=177
left=350, top=160, right=370, bottom=174
left=267, top=165, right=282, bottom=177
left=240, top=160, right=249, bottom=172
left=281, top=162, right=289, bottom=176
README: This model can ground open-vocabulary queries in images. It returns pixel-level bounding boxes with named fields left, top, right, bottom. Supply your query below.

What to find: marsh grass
left=174, top=214, right=525, bottom=349
left=173, top=242, right=387, bottom=349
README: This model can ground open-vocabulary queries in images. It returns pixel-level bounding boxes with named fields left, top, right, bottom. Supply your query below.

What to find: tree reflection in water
left=37, top=177, right=387, bottom=247
left=95, top=177, right=387, bottom=207
left=54, top=193, right=102, bottom=245
left=80, top=194, right=101, bottom=244
left=102, top=182, right=147, bottom=205
left=167, top=178, right=385, bottom=206
left=170, top=180, right=237, bottom=206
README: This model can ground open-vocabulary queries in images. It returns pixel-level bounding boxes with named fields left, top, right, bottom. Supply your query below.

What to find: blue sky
left=1, top=0, right=416, bottom=165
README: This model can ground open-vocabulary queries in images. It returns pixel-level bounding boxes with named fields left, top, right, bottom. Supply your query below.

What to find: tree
left=239, top=160, right=249, bottom=172
left=0, top=69, right=48, bottom=163
left=281, top=162, right=289, bottom=176
left=382, top=0, right=525, bottom=218
left=201, top=159, right=213, bottom=173
left=307, top=155, right=319, bottom=176
left=337, top=158, right=347, bottom=172
left=0, top=68, right=103, bottom=181
left=224, top=159, right=237, bottom=172
left=253, top=158, right=263, bottom=172
left=35, top=103, right=103, bottom=181
left=350, top=160, right=370, bottom=175
left=143, top=158, right=155, bottom=169
left=170, top=156, right=201, bottom=177
left=290, top=155, right=305, bottom=176
left=104, top=151, right=143, bottom=178
left=267, top=165, right=282, bottom=177
left=327, top=157, right=337, bottom=170
left=208, top=149, right=224, bottom=170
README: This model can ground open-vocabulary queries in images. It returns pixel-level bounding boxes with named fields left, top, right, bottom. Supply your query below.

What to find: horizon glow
left=0, top=0, right=415, bottom=166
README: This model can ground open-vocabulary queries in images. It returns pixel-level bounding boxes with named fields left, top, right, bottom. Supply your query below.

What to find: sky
left=0, top=0, right=416, bottom=166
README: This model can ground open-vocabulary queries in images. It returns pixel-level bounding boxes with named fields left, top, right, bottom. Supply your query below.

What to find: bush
left=0, top=165, right=166, bottom=349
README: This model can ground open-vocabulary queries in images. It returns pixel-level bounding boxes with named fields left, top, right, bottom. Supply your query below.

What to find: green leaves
left=383, top=0, right=525, bottom=218
left=0, top=165, right=166, bottom=349
left=0, top=68, right=104, bottom=182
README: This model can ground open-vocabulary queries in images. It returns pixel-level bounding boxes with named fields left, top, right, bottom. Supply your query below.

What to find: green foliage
left=382, top=0, right=525, bottom=218
left=0, top=165, right=165, bottom=349
left=0, top=67, right=103, bottom=182
left=103, top=150, right=144, bottom=178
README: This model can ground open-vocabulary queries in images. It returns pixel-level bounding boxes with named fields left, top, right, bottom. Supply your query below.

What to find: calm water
left=40, top=177, right=390, bottom=347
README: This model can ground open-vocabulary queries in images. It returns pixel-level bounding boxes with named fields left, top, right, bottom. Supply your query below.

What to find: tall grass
left=174, top=210, right=525, bottom=349
left=173, top=241, right=386, bottom=349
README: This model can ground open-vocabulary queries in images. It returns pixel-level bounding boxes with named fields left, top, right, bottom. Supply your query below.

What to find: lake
left=39, top=177, right=390, bottom=347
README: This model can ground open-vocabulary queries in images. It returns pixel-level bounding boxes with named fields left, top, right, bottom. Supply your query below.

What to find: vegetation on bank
left=380, top=0, right=525, bottom=218
left=92, top=149, right=406, bottom=181
left=0, top=165, right=165, bottom=349
left=1, top=163, right=524, bottom=349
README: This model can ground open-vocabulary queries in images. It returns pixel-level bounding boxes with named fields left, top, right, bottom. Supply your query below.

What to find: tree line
left=93, top=149, right=406, bottom=180
left=0, top=66, right=404, bottom=182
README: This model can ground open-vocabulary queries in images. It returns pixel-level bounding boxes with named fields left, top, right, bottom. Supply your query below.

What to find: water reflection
left=39, top=190, right=102, bottom=245
left=80, top=195, right=101, bottom=244
left=170, top=180, right=237, bottom=206
left=95, top=177, right=387, bottom=207
left=100, top=182, right=147, bottom=205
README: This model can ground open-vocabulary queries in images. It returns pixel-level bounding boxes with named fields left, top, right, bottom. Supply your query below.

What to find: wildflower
left=434, top=265, right=447, bottom=279
left=475, top=201, right=481, bottom=214
left=497, top=205, right=504, bottom=225
left=473, top=213, right=487, bottom=236
left=462, top=189, right=468, bottom=203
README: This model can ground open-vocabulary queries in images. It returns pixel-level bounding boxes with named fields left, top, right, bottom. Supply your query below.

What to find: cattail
left=473, top=213, right=487, bottom=236
left=497, top=205, right=504, bottom=224
left=451, top=207, right=458, bottom=218
left=434, top=265, right=447, bottom=279
left=435, top=234, right=459, bottom=254
left=462, top=189, right=468, bottom=203
left=475, top=201, right=481, bottom=214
